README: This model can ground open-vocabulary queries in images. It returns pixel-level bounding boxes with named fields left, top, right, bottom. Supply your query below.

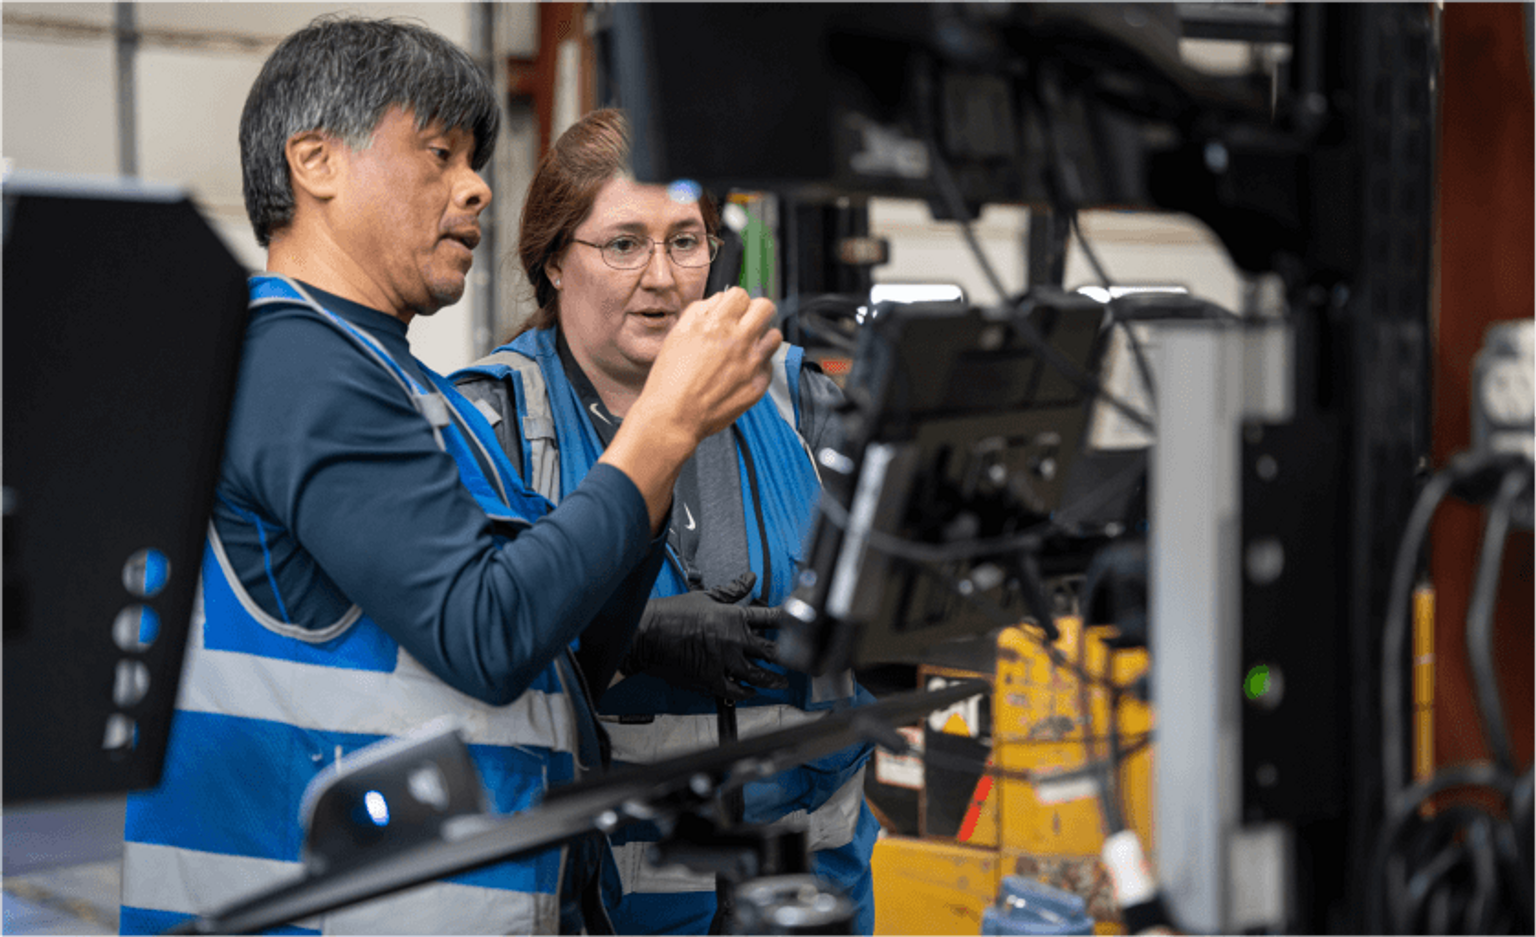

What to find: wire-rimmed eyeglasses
left=570, top=232, right=722, bottom=270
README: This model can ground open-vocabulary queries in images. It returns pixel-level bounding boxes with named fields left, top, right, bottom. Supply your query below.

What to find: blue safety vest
left=454, top=327, right=877, bottom=935
left=120, top=276, right=582, bottom=935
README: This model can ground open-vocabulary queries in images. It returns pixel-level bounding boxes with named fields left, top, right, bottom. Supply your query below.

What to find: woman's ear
left=286, top=130, right=342, bottom=203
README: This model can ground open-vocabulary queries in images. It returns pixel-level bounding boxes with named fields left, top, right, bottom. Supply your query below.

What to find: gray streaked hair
left=239, top=15, right=499, bottom=247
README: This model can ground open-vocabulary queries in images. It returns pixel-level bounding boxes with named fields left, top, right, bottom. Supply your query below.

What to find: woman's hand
left=601, top=287, right=780, bottom=530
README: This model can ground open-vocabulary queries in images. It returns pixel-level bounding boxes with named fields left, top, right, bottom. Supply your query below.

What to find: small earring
left=553, top=277, right=561, bottom=287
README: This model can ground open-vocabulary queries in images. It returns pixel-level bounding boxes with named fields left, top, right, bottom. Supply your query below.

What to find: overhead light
left=870, top=283, right=965, bottom=305
left=1075, top=285, right=1189, bottom=303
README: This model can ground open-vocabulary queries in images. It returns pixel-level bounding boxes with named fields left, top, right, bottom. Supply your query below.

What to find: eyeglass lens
left=604, top=236, right=718, bottom=269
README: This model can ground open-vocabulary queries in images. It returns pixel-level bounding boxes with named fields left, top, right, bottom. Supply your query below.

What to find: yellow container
left=871, top=837, right=1000, bottom=935
left=871, top=621, right=1154, bottom=935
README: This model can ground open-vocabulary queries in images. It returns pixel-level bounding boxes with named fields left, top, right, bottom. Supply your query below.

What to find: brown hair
left=516, top=108, right=719, bottom=334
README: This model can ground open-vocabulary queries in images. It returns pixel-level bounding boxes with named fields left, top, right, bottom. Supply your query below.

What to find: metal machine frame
left=601, top=4, right=1438, bottom=931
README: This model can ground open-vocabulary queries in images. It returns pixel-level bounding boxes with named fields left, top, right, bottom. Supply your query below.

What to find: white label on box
left=874, top=725, right=925, bottom=790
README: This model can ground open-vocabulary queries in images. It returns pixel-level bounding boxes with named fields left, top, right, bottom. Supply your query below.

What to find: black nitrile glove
left=620, top=572, right=790, bottom=701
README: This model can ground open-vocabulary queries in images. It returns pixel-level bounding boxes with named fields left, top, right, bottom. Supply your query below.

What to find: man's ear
left=285, top=130, right=343, bottom=203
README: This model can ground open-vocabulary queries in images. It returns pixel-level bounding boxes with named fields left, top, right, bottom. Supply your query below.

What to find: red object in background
left=518, top=3, right=594, bottom=156
left=1430, top=3, right=1534, bottom=776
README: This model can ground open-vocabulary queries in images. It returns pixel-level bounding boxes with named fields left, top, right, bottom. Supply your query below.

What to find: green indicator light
left=1244, top=665, right=1271, bottom=700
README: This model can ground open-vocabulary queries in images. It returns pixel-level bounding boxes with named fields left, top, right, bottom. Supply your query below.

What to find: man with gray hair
left=119, top=16, right=781, bottom=934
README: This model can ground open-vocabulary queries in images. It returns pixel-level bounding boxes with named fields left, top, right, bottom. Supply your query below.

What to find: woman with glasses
left=453, top=109, right=878, bottom=935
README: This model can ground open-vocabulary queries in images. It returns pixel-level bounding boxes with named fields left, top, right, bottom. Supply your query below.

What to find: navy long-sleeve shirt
left=210, top=282, right=664, bottom=706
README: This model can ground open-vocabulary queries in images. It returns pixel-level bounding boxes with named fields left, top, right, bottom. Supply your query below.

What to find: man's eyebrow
left=416, top=121, right=467, bottom=140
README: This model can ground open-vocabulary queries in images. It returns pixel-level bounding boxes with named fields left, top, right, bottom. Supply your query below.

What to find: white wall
left=2, top=1, right=521, bottom=375
left=865, top=33, right=1260, bottom=311
left=865, top=188, right=1243, bottom=313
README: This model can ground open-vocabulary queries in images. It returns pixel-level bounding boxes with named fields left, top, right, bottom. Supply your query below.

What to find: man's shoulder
left=236, top=300, right=422, bottom=413
left=243, top=301, right=370, bottom=367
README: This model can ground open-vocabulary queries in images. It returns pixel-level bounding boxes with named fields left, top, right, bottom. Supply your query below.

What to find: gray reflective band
left=522, top=416, right=554, bottom=440
left=472, top=397, right=502, bottom=427
left=468, top=349, right=563, bottom=503
left=768, top=342, right=796, bottom=430
left=415, top=392, right=452, bottom=429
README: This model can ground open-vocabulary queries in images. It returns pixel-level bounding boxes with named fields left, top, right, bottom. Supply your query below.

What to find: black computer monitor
left=3, top=174, right=248, bottom=802
left=781, top=291, right=1110, bottom=672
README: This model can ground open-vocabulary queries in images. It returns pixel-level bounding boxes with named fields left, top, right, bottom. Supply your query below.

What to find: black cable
left=812, top=416, right=1146, bottom=552
left=1075, top=617, right=1126, bottom=837
left=1380, top=465, right=1458, bottom=800
left=1465, top=813, right=1498, bottom=934
left=1069, top=211, right=1113, bottom=289
left=1030, top=68, right=1163, bottom=435
left=1367, top=761, right=1518, bottom=932
left=783, top=293, right=870, bottom=317
left=732, top=425, right=772, bottom=610
left=815, top=489, right=1045, bottom=566
left=1010, top=300, right=1156, bottom=432
left=1382, top=451, right=1523, bottom=792
left=1464, top=463, right=1530, bottom=776
left=920, top=100, right=1156, bottom=435
left=923, top=124, right=1011, bottom=303
left=795, top=314, right=859, bottom=355
left=813, top=470, right=1157, bottom=699
left=1063, top=211, right=1159, bottom=415
left=1493, top=806, right=1534, bottom=929
left=899, top=558, right=1121, bottom=696
left=1042, top=451, right=1148, bottom=536
left=1396, top=804, right=1496, bottom=933
left=1402, top=836, right=1465, bottom=930
left=913, top=734, right=1153, bottom=787
left=1373, top=451, right=1532, bottom=933
left=1106, top=680, right=1126, bottom=827
left=1505, top=758, right=1529, bottom=909
left=778, top=295, right=863, bottom=355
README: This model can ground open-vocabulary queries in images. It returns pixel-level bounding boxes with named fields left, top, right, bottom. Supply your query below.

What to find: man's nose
left=458, top=168, right=492, bottom=213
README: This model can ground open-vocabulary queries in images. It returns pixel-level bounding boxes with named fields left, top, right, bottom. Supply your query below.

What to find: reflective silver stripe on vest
left=767, top=343, right=796, bottom=430
left=121, top=842, right=315, bottom=928
left=608, top=840, right=716, bottom=895
left=208, top=523, right=362, bottom=644
left=120, top=841, right=559, bottom=934
left=475, top=348, right=562, bottom=503
left=600, top=708, right=867, bottom=849
left=600, top=703, right=830, bottom=761
left=607, top=765, right=868, bottom=895
left=770, top=342, right=823, bottom=487
left=178, top=579, right=579, bottom=752
left=321, top=873, right=558, bottom=935
left=414, top=391, right=452, bottom=429
left=796, top=765, right=867, bottom=851
left=471, top=397, right=502, bottom=427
